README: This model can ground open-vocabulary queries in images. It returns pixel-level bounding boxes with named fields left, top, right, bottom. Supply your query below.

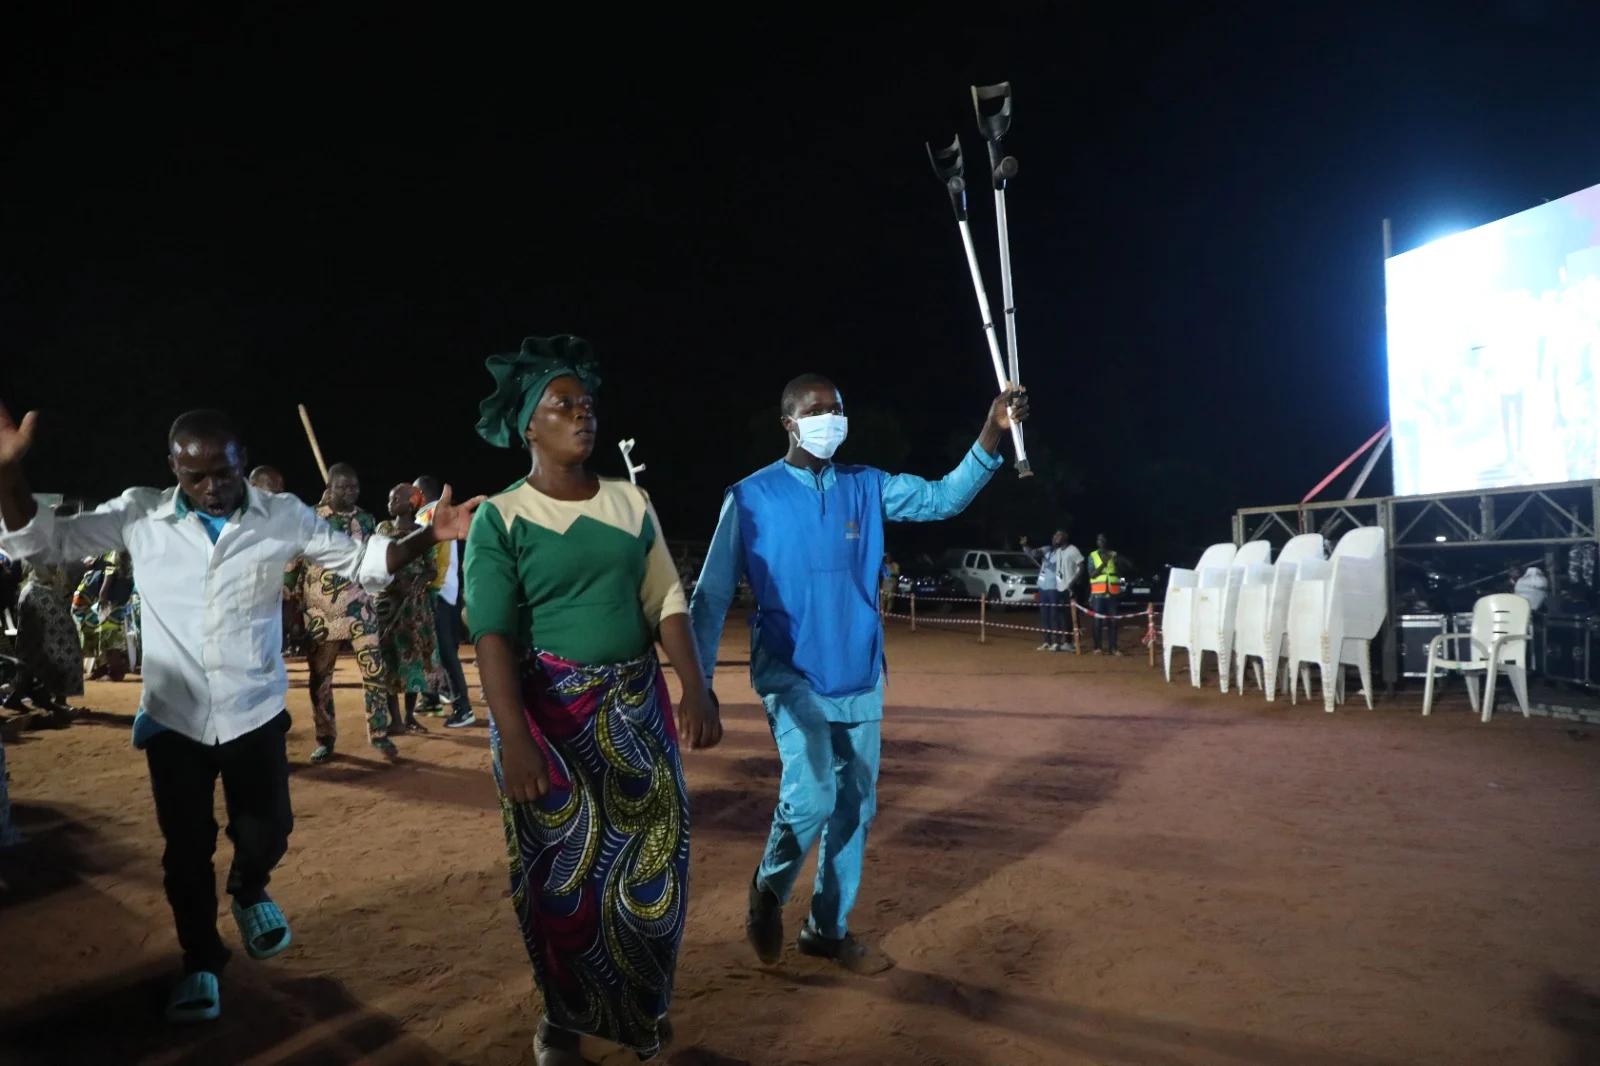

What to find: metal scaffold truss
left=1232, top=481, right=1600, bottom=692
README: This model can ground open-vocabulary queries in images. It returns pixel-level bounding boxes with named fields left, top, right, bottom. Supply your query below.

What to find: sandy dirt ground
left=3, top=615, right=1600, bottom=1066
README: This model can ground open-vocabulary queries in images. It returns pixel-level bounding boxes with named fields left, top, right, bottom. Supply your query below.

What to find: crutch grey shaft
left=973, top=81, right=1029, bottom=476
left=926, top=135, right=1031, bottom=475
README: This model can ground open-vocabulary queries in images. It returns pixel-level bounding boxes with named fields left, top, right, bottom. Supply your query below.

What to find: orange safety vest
left=1089, top=550, right=1121, bottom=595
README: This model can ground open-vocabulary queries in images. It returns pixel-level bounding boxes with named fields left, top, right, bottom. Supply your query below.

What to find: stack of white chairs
left=1163, top=543, right=1238, bottom=684
left=1233, top=533, right=1326, bottom=700
left=1287, top=527, right=1388, bottom=713
left=1191, top=540, right=1272, bottom=691
left=1420, top=593, right=1532, bottom=723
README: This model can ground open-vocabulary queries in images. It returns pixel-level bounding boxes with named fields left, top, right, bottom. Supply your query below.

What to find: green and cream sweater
left=463, top=477, right=688, bottom=665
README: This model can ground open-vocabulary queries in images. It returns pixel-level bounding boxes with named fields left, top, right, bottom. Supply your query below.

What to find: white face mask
left=789, top=413, right=849, bottom=460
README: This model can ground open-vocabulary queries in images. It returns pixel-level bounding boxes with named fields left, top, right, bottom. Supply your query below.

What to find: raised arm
left=688, top=492, right=745, bottom=692
left=0, top=403, right=136, bottom=563
left=881, top=388, right=1026, bottom=523
left=296, top=485, right=484, bottom=592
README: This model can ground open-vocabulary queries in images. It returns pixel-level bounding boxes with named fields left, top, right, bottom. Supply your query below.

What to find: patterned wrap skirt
left=489, top=647, right=689, bottom=1059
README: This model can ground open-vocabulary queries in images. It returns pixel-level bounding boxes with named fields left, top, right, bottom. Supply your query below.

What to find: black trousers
left=145, top=710, right=294, bottom=975
left=431, top=594, right=472, bottom=714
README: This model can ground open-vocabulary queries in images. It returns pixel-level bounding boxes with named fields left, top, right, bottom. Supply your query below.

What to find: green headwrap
left=475, top=335, right=603, bottom=450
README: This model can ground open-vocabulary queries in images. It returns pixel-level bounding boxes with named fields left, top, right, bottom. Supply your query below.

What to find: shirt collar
left=782, top=459, right=836, bottom=490
left=163, top=485, right=261, bottom=522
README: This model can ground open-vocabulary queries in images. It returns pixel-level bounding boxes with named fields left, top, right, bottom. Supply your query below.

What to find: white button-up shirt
left=0, top=485, right=394, bottom=745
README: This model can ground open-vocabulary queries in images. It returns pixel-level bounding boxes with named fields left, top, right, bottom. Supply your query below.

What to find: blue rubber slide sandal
left=231, top=899, right=294, bottom=960
left=165, top=971, right=220, bottom=1023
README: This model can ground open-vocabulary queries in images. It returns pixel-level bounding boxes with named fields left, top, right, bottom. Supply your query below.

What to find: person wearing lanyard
left=0, top=401, right=482, bottom=1024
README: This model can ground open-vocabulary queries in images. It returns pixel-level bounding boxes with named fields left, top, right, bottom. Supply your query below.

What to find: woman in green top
left=463, top=336, right=722, bottom=1066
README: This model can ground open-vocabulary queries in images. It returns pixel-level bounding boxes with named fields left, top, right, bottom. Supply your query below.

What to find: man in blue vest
left=690, top=374, right=1027, bottom=974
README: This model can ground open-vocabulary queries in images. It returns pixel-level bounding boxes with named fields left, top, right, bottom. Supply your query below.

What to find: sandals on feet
left=231, top=898, right=294, bottom=960
left=165, top=971, right=221, bottom=1023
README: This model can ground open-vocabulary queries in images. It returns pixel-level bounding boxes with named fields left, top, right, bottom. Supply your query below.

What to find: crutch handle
left=971, top=83, right=1018, bottom=189
left=925, top=137, right=968, bottom=222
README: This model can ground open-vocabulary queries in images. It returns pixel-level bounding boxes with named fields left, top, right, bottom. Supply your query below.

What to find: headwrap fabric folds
left=475, top=335, right=603, bottom=450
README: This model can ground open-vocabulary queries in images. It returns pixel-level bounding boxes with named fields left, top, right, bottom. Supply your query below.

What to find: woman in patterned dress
left=375, top=483, right=443, bottom=735
left=71, top=550, right=135, bottom=681
left=3, top=561, right=82, bottom=719
left=464, top=336, right=723, bottom=1065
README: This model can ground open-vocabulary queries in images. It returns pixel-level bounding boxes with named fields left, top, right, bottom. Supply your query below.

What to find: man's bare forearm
left=0, top=466, right=37, bottom=532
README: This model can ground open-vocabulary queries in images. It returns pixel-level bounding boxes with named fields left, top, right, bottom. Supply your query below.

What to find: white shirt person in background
left=1022, top=529, right=1084, bottom=652
left=0, top=402, right=481, bottom=1025
left=1512, top=564, right=1549, bottom=611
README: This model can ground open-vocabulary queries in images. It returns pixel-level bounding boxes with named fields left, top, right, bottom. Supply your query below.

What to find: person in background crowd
left=1088, top=533, right=1132, bottom=655
left=0, top=401, right=481, bottom=1023
left=879, top=552, right=899, bottom=614
left=248, top=466, right=286, bottom=495
left=415, top=475, right=475, bottom=729
left=3, top=560, right=82, bottom=721
left=691, top=372, right=1027, bottom=978
left=72, top=550, right=136, bottom=681
left=286, top=463, right=396, bottom=763
left=1022, top=529, right=1082, bottom=652
left=375, top=483, right=442, bottom=735
left=1513, top=563, right=1549, bottom=611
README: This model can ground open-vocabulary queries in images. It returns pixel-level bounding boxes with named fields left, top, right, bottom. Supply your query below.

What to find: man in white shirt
left=0, top=402, right=480, bottom=1024
left=414, top=475, right=475, bottom=728
left=1022, top=529, right=1085, bottom=651
left=1055, top=535, right=1086, bottom=645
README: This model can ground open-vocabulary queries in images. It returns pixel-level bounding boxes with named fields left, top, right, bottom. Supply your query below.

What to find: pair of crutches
left=929, top=82, right=1031, bottom=477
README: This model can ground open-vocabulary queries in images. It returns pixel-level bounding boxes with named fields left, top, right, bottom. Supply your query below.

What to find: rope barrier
left=879, top=590, right=1164, bottom=663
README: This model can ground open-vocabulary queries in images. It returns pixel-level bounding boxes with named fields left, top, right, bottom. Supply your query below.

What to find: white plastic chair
left=1163, top=543, right=1238, bottom=683
left=1420, top=594, right=1531, bottom=723
left=1191, top=540, right=1271, bottom=691
left=1288, top=527, right=1387, bottom=713
left=1234, top=533, right=1326, bottom=700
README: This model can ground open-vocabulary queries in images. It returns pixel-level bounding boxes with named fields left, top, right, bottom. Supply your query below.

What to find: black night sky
left=5, top=5, right=1600, bottom=567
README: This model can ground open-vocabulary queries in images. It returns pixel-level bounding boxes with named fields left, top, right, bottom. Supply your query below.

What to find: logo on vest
left=844, top=520, right=860, bottom=540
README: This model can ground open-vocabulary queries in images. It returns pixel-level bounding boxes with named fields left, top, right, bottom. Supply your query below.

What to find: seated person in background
left=1512, top=565, right=1549, bottom=611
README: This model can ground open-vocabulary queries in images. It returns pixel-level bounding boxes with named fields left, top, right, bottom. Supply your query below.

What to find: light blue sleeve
left=881, top=441, right=1004, bottom=523
left=688, top=492, right=745, bottom=689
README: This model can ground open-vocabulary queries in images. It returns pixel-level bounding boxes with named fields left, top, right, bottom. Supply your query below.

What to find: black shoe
left=444, top=709, right=476, bottom=729
left=796, top=923, right=895, bottom=975
left=746, top=873, right=784, bottom=964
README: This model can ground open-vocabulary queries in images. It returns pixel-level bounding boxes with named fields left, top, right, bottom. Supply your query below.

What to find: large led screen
left=1387, top=182, right=1600, bottom=495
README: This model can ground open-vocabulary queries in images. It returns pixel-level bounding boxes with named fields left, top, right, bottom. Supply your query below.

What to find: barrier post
left=979, top=594, right=988, bottom=645
left=1146, top=604, right=1156, bottom=668
left=910, top=591, right=918, bottom=632
left=1072, top=598, right=1082, bottom=654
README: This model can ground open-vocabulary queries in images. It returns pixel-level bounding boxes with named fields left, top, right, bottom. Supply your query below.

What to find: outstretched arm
left=0, top=403, right=137, bottom=563
left=688, top=493, right=745, bottom=692
left=881, top=389, right=1027, bottom=523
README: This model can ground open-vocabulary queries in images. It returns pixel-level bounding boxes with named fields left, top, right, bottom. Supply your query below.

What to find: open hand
left=0, top=401, right=38, bottom=474
left=988, top=385, right=1029, bottom=430
left=676, top=689, right=724, bottom=751
left=430, top=484, right=487, bottom=541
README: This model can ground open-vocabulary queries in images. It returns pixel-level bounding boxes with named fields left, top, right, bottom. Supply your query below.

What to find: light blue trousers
left=756, top=713, right=881, bottom=939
